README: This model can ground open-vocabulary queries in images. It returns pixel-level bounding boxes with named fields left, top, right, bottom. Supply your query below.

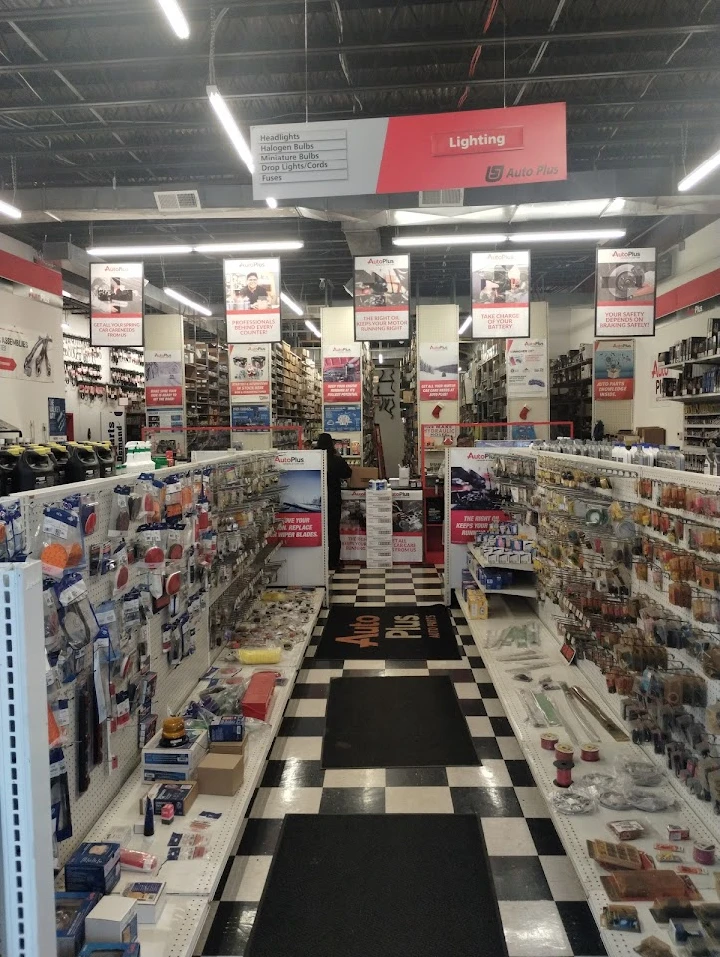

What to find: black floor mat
left=246, top=814, right=507, bottom=957
left=322, top=675, right=479, bottom=768
left=315, top=603, right=460, bottom=660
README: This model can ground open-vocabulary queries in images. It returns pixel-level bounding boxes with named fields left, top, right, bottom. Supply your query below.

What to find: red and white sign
left=354, top=255, right=409, bottom=341
left=276, top=512, right=322, bottom=546
left=90, top=262, right=143, bottom=347
left=251, top=102, right=567, bottom=200
left=145, top=349, right=183, bottom=407
left=419, top=342, right=459, bottom=400
left=0, top=324, right=53, bottom=382
left=472, top=250, right=530, bottom=339
left=323, top=344, right=362, bottom=402
left=229, top=343, right=271, bottom=403
left=274, top=451, right=323, bottom=549
left=595, top=248, right=656, bottom=338
left=450, top=510, right=506, bottom=545
left=341, top=490, right=367, bottom=562
left=224, top=258, right=281, bottom=343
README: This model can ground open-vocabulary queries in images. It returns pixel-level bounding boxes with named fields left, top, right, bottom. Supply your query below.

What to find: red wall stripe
left=0, top=248, right=63, bottom=297
left=656, top=267, right=720, bottom=319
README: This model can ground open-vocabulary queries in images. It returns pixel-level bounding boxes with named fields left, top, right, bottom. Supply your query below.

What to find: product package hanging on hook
left=57, top=573, right=99, bottom=651
left=37, top=505, right=85, bottom=578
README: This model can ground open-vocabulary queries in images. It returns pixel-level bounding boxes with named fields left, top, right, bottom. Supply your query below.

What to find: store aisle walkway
left=194, top=566, right=607, bottom=957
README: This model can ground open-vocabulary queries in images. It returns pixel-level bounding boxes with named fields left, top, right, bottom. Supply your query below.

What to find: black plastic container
left=65, top=442, right=100, bottom=483
left=48, top=442, right=70, bottom=485
left=88, top=441, right=116, bottom=479
left=0, top=445, right=56, bottom=492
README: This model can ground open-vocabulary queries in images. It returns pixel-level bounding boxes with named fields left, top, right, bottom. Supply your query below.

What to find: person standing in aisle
left=315, top=432, right=352, bottom=571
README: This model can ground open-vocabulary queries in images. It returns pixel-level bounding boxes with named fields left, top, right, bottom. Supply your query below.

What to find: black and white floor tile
left=195, top=566, right=606, bottom=957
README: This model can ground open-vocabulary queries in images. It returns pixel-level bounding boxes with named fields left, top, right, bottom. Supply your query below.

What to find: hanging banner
left=89, top=262, right=144, bottom=347
left=419, top=342, right=459, bottom=400
left=354, top=255, right=409, bottom=341
left=323, top=404, right=361, bottom=432
left=323, top=344, right=362, bottom=402
left=0, top=325, right=54, bottom=381
left=250, top=102, right=567, bottom=200
left=594, top=340, right=635, bottom=400
left=595, top=248, right=656, bottom=337
left=224, top=258, right=281, bottom=343
left=48, top=397, right=66, bottom=438
left=506, top=338, right=548, bottom=399
left=229, top=343, right=271, bottom=403
left=472, top=250, right=530, bottom=338
left=145, top=349, right=183, bottom=407
left=276, top=454, right=323, bottom=546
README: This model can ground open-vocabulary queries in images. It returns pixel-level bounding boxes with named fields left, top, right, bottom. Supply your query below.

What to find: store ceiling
left=0, top=0, right=719, bottom=306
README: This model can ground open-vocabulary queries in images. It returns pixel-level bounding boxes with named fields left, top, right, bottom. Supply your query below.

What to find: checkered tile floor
left=195, top=566, right=606, bottom=957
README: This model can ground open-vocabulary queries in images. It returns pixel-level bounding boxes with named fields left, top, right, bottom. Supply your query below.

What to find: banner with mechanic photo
left=323, top=343, right=361, bottom=402
left=392, top=490, right=424, bottom=563
left=472, top=250, right=530, bottom=338
left=595, top=248, right=656, bottom=337
left=354, top=255, right=409, bottom=341
left=594, top=339, right=634, bottom=401
left=229, top=343, right=271, bottom=403
left=0, top=324, right=54, bottom=381
left=145, top=349, right=182, bottom=407
left=89, top=262, right=144, bottom=347
left=418, top=342, right=459, bottom=400
left=224, top=258, right=281, bottom=343
left=506, top=338, right=548, bottom=399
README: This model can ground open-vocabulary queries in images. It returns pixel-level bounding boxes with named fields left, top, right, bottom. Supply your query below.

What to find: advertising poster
left=231, top=404, right=271, bottom=427
left=354, top=255, right=409, bottom=341
left=505, top=338, right=548, bottom=398
left=449, top=450, right=506, bottom=544
left=224, top=258, right=281, bottom=343
left=48, top=397, right=66, bottom=438
left=341, top=489, right=366, bottom=562
left=392, top=490, right=424, bottom=563
left=418, top=342, right=459, bottom=400
left=0, top=325, right=53, bottom=381
left=322, top=344, right=361, bottom=402
left=594, top=340, right=635, bottom=401
left=595, top=248, right=656, bottom=337
left=89, top=262, right=144, bottom=347
left=147, top=408, right=184, bottom=430
left=229, top=343, right=271, bottom=403
left=323, top=404, right=361, bottom=432
left=145, top=349, right=182, bottom=407
left=472, top=250, right=530, bottom=339
left=276, top=462, right=323, bottom=547
left=423, top=424, right=460, bottom=448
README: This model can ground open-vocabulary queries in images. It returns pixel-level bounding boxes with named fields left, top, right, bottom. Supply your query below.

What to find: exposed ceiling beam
left=0, top=63, right=718, bottom=116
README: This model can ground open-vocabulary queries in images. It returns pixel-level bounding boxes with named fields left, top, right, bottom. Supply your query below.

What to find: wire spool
left=693, top=842, right=716, bottom=866
left=554, top=759, right=574, bottom=788
left=555, top=743, right=574, bottom=762
left=541, top=732, right=559, bottom=751
left=580, top=743, right=600, bottom=762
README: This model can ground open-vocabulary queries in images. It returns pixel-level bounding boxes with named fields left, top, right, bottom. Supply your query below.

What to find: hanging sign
left=224, top=258, right=281, bottom=343
left=89, top=262, right=144, bottom=347
left=322, top=344, right=362, bottom=402
left=48, top=397, right=66, bottom=438
left=472, top=250, right=530, bottom=338
left=250, top=102, right=567, bottom=200
left=595, top=248, right=656, bottom=337
left=594, top=340, right=635, bottom=400
left=354, top=255, right=409, bottom=341
left=418, top=342, right=459, bottom=400
left=506, top=338, right=548, bottom=399
left=231, top=404, right=271, bottom=427
left=229, top=343, right=271, bottom=403
left=145, top=349, right=183, bottom=407
left=323, top=404, right=361, bottom=432
left=275, top=452, right=323, bottom=547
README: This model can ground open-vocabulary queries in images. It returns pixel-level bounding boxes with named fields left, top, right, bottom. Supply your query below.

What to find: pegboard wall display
left=0, top=449, right=287, bottom=870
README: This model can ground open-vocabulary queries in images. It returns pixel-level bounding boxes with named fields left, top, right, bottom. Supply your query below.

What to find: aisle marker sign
left=595, top=248, right=656, bottom=338
left=89, top=262, right=144, bottom=347
left=224, top=258, right=282, bottom=343
left=354, top=255, right=410, bottom=341
left=471, top=250, right=531, bottom=339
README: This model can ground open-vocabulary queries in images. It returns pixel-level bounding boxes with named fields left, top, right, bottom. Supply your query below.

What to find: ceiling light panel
left=511, top=199, right=612, bottom=222
left=193, top=240, right=304, bottom=253
left=392, top=233, right=508, bottom=247
left=87, top=245, right=193, bottom=255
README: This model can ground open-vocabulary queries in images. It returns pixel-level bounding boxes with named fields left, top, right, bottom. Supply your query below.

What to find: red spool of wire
left=554, top=759, right=574, bottom=788
left=555, top=743, right=574, bottom=762
left=580, top=743, right=600, bottom=762
left=541, top=732, right=559, bottom=751
left=693, top=842, right=716, bottom=866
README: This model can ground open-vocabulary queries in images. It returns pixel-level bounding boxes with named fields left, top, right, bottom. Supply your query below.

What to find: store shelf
left=666, top=392, right=720, bottom=402
left=663, top=355, right=720, bottom=370
left=468, top=543, right=535, bottom=570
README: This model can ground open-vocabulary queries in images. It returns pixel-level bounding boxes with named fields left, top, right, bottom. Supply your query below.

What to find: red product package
left=242, top=672, right=278, bottom=721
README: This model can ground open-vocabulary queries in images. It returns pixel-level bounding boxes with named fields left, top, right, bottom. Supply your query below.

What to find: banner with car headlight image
left=229, top=343, right=271, bottom=403
left=224, top=258, right=281, bottom=343
left=354, top=255, right=409, bottom=341
left=89, top=262, right=144, bottom=347
left=595, top=247, right=656, bottom=338
left=471, top=250, right=530, bottom=339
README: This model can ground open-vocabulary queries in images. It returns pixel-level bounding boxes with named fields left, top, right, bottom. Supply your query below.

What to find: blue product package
left=64, top=842, right=121, bottom=895
left=56, top=891, right=101, bottom=957
left=78, top=945, right=140, bottom=957
left=208, top=715, right=245, bottom=742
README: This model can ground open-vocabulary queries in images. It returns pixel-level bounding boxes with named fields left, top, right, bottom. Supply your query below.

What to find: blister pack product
left=109, top=485, right=132, bottom=537
left=137, top=523, right=168, bottom=568
left=57, top=574, right=99, bottom=651
left=37, top=505, right=85, bottom=578
left=44, top=578, right=64, bottom=654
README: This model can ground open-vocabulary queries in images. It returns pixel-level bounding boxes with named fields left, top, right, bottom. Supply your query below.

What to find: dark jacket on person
left=326, top=452, right=352, bottom=508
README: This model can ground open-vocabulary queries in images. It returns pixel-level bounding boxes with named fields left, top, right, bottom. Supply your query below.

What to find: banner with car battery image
left=419, top=342, right=459, bottom=400
left=354, top=255, right=409, bottom=341
left=595, top=248, right=656, bottom=337
left=224, top=258, right=281, bottom=343
left=229, top=343, right=271, bottom=402
left=323, top=343, right=361, bottom=402
left=90, top=262, right=144, bottom=347
left=472, top=250, right=530, bottom=339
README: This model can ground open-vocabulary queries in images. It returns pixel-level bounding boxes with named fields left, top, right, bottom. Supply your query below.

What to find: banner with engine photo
left=354, top=255, right=409, bottom=340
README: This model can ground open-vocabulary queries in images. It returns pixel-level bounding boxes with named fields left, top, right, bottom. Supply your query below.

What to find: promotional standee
left=224, top=258, right=281, bottom=343
left=354, top=255, right=410, bottom=341
left=595, top=247, right=657, bottom=337
left=594, top=339, right=635, bottom=401
left=418, top=342, right=459, bottom=401
left=274, top=449, right=329, bottom=588
left=89, top=262, right=144, bottom=347
left=471, top=250, right=531, bottom=339
left=341, top=488, right=423, bottom=564
left=506, top=338, right=548, bottom=399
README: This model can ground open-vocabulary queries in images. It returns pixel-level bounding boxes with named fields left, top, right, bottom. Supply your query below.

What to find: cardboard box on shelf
left=56, top=892, right=101, bottom=957
left=123, top=881, right=167, bottom=924
left=143, top=780, right=199, bottom=816
left=65, top=843, right=121, bottom=895
left=347, top=466, right=379, bottom=488
left=210, top=738, right=246, bottom=758
left=197, top=752, right=244, bottom=796
left=636, top=427, right=667, bottom=445
left=85, top=896, right=138, bottom=944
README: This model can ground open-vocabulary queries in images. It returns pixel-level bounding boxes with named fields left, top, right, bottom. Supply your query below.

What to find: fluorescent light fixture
left=87, top=244, right=193, bottom=256
left=193, top=240, right=303, bottom=253
left=45, top=210, right=62, bottom=222
left=280, top=292, right=303, bottom=316
left=156, top=0, right=190, bottom=38
left=512, top=199, right=611, bottom=222
left=304, top=319, right=321, bottom=338
left=207, top=85, right=254, bottom=174
left=393, top=233, right=508, bottom=247
left=0, top=199, right=22, bottom=220
left=509, top=229, right=626, bottom=243
left=459, top=314, right=472, bottom=335
left=164, top=287, right=212, bottom=316
left=678, top=147, right=720, bottom=192
left=378, top=353, right=384, bottom=364
left=266, top=197, right=278, bottom=209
